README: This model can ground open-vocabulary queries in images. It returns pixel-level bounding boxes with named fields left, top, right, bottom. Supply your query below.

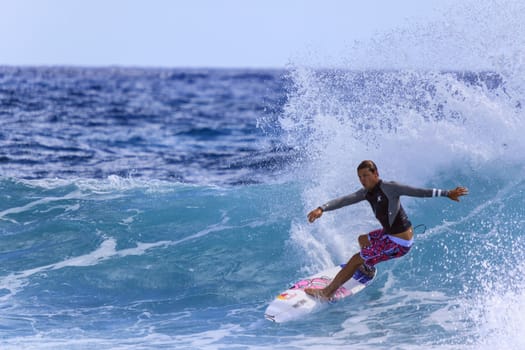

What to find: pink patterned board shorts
left=360, top=228, right=412, bottom=267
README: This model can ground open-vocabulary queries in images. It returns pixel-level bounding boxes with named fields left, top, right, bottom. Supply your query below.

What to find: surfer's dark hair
left=357, top=160, right=378, bottom=174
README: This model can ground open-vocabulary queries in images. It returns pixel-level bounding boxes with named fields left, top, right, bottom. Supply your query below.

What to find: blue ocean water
left=2, top=3, right=525, bottom=349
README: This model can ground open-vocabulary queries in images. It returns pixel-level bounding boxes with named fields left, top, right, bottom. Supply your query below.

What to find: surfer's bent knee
left=358, top=234, right=370, bottom=248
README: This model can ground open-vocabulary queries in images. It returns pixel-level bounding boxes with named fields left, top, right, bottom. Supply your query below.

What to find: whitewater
left=1, top=1, right=525, bottom=349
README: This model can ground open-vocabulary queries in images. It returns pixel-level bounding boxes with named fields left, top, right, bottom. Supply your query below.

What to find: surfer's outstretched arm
left=308, top=188, right=367, bottom=223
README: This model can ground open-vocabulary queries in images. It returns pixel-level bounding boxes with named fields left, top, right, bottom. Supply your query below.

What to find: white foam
left=284, top=53, right=525, bottom=275
left=0, top=190, right=83, bottom=223
left=465, top=261, right=525, bottom=349
left=14, top=175, right=191, bottom=194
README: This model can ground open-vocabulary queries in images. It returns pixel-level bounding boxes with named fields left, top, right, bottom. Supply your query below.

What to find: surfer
left=304, top=160, right=468, bottom=301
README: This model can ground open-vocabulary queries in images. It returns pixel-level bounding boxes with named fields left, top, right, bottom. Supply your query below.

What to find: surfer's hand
left=307, top=207, right=323, bottom=223
left=448, top=186, right=469, bottom=201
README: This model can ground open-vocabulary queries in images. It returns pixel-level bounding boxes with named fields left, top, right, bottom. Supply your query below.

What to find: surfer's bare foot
left=304, top=288, right=332, bottom=301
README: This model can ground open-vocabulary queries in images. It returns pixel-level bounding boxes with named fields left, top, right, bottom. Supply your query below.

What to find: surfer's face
left=358, top=168, right=379, bottom=190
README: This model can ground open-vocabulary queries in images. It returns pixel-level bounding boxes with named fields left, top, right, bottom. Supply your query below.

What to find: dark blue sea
left=1, top=4, right=525, bottom=348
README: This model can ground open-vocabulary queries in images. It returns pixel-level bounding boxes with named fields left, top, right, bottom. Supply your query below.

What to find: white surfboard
left=264, top=264, right=376, bottom=323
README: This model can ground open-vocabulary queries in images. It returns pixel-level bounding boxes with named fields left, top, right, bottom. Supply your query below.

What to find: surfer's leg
left=305, top=229, right=384, bottom=300
left=357, top=231, right=378, bottom=277
left=305, top=252, right=364, bottom=300
left=324, top=253, right=364, bottom=295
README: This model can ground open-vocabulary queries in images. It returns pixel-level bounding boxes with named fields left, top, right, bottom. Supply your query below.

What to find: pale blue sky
left=0, top=0, right=454, bottom=68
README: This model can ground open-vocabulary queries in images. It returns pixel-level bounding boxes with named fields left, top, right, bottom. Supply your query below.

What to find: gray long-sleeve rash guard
left=320, top=180, right=449, bottom=234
